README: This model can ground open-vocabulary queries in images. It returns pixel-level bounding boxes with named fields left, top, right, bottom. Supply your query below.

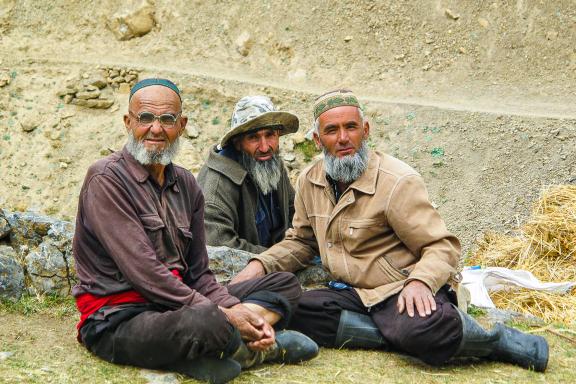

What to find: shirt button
left=327, top=242, right=333, bottom=248
left=347, top=197, right=352, bottom=202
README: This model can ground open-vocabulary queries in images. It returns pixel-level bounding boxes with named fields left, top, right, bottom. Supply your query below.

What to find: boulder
left=5, top=211, right=56, bottom=251
left=0, top=210, right=10, bottom=239
left=107, top=0, right=156, bottom=41
left=24, top=240, right=73, bottom=296
left=235, top=31, right=253, bottom=56
left=207, top=246, right=252, bottom=284
left=0, top=245, right=24, bottom=300
left=207, top=245, right=332, bottom=287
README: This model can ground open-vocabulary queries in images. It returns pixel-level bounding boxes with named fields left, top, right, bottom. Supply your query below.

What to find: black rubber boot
left=172, top=357, right=241, bottom=384
left=231, top=330, right=318, bottom=368
left=455, top=309, right=549, bottom=372
left=335, top=310, right=387, bottom=349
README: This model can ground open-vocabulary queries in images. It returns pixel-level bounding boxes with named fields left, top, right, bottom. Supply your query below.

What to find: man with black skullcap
left=232, top=89, right=549, bottom=372
left=72, top=79, right=318, bottom=384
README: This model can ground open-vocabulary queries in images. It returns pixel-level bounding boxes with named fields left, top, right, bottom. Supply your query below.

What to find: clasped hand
left=219, top=303, right=275, bottom=351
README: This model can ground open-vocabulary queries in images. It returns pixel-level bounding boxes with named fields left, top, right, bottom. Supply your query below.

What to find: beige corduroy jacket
left=254, top=151, right=461, bottom=307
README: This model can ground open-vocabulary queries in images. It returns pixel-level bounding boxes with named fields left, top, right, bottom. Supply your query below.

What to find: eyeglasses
left=129, top=111, right=181, bottom=127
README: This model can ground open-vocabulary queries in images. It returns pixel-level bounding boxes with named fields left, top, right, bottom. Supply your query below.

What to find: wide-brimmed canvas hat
left=219, top=95, right=299, bottom=148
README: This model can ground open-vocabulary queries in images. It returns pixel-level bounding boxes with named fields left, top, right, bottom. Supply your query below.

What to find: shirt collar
left=121, top=146, right=179, bottom=190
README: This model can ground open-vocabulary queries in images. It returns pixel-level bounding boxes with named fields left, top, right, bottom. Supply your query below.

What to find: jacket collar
left=307, top=150, right=380, bottom=195
left=205, top=144, right=248, bottom=186
left=121, top=146, right=178, bottom=189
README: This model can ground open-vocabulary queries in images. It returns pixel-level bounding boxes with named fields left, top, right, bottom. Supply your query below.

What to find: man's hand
left=230, top=260, right=266, bottom=285
left=397, top=280, right=437, bottom=318
left=219, top=303, right=275, bottom=351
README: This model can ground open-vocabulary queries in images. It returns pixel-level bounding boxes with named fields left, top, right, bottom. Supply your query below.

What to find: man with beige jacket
left=232, top=89, right=549, bottom=371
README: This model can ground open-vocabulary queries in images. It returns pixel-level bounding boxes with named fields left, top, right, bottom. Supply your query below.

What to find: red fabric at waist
left=75, top=269, right=183, bottom=340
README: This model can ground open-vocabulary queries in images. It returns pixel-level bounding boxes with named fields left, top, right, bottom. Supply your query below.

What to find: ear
left=123, top=114, right=131, bottom=133
left=363, top=119, right=370, bottom=139
left=178, top=115, right=188, bottom=137
left=313, top=132, right=322, bottom=150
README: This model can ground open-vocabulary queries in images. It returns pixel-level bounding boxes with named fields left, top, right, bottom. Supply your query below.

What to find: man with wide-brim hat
left=198, top=95, right=298, bottom=254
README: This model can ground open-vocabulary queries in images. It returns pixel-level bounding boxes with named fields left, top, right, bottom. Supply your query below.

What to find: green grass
left=1, top=294, right=76, bottom=318
left=294, top=140, right=319, bottom=162
left=1, top=296, right=575, bottom=383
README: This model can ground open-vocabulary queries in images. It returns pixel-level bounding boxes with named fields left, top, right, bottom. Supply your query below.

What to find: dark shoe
left=231, top=330, right=318, bottom=368
left=455, top=309, right=549, bottom=372
left=172, top=356, right=241, bottom=384
left=335, top=310, right=387, bottom=350
left=268, top=330, right=319, bottom=363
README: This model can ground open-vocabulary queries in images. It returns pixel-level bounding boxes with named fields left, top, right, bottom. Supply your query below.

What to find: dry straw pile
left=469, top=185, right=576, bottom=324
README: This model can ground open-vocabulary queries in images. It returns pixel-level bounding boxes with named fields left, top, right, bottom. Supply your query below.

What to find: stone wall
left=0, top=209, right=330, bottom=301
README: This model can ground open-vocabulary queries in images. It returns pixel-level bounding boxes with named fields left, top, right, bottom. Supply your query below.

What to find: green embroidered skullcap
left=129, top=78, right=181, bottom=101
left=313, top=89, right=361, bottom=120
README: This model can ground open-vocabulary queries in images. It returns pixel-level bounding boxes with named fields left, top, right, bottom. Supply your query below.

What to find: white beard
left=323, top=141, right=369, bottom=183
left=239, top=152, right=283, bottom=195
left=125, top=131, right=180, bottom=166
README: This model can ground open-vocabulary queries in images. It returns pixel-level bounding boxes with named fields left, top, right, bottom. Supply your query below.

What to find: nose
left=149, top=119, right=163, bottom=135
left=258, top=135, right=270, bottom=153
left=337, top=127, right=349, bottom=144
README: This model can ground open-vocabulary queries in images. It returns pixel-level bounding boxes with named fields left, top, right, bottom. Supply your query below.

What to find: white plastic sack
left=461, top=266, right=576, bottom=308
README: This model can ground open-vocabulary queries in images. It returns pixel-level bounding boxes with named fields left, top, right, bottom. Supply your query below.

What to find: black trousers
left=80, top=272, right=301, bottom=371
left=289, top=285, right=463, bottom=365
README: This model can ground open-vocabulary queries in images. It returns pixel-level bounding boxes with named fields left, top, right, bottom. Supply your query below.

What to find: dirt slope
left=1, top=0, right=575, bottom=250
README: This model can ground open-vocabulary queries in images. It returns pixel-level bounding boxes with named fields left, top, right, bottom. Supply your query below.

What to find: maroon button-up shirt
left=72, top=147, right=240, bottom=309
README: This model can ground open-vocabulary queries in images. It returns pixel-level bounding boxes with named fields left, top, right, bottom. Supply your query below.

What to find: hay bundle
left=469, top=185, right=576, bottom=323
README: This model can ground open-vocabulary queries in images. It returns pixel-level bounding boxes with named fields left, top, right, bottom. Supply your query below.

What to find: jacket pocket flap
left=139, top=214, right=165, bottom=231
left=347, top=219, right=384, bottom=229
left=178, top=226, right=193, bottom=239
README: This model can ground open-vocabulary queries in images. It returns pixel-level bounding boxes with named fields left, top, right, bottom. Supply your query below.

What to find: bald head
left=129, top=84, right=182, bottom=113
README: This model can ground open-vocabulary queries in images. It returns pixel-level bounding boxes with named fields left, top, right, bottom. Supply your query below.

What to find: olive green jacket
left=197, top=145, right=295, bottom=254
left=254, top=151, right=461, bottom=307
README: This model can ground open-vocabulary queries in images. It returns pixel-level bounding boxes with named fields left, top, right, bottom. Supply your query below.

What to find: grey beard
left=239, top=151, right=282, bottom=195
left=126, top=131, right=180, bottom=166
left=323, top=141, right=369, bottom=183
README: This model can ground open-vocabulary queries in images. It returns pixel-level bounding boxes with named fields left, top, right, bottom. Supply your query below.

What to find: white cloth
left=461, top=266, right=576, bottom=308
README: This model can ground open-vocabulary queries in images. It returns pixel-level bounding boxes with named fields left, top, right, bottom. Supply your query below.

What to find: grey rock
left=0, top=71, right=11, bottom=88
left=5, top=211, right=57, bottom=250
left=0, top=245, right=24, bottom=300
left=484, top=308, right=545, bottom=327
left=295, top=265, right=331, bottom=287
left=207, top=245, right=331, bottom=287
left=76, top=90, right=101, bottom=100
left=207, top=246, right=252, bottom=284
left=25, top=240, right=73, bottom=295
left=140, top=371, right=180, bottom=384
left=0, top=351, right=14, bottom=361
left=86, top=98, right=114, bottom=109
left=283, top=153, right=296, bottom=163
left=107, top=1, right=156, bottom=41
left=71, top=98, right=88, bottom=106
left=0, top=211, right=10, bottom=239
left=20, top=113, right=40, bottom=132
left=56, top=87, right=78, bottom=97
left=84, top=77, right=108, bottom=89
left=185, top=124, right=200, bottom=139
left=235, top=31, right=253, bottom=56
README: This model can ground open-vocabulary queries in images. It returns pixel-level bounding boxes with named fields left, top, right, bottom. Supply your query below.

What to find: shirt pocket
left=173, top=226, right=192, bottom=270
left=139, top=214, right=166, bottom=260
